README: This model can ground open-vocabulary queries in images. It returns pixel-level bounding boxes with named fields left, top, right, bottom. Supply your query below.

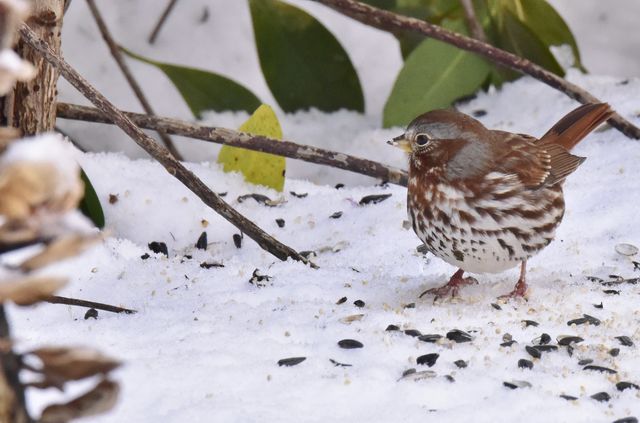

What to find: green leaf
left=498, top=10, right=565, bottom=77
left=123, top=48, right=261, bottom=118
left=79, top=169, right=104, bottom=229
left=383, top=20, right=491, bottom=128
left=502, top=0, right=584, bottom=71
left=217, top=105, right=285, bottom=191
left=249, top=0, right=364, bottom=113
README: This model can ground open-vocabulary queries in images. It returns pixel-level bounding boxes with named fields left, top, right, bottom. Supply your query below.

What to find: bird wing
left=491, top=131, right=584, bottom=189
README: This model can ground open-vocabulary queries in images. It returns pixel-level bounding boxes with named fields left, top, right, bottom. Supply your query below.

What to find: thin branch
left=56, top=102, right=409, bottom=187
left=45, top=295, right=137, bottom=314
left=148, top=0, right=179, bottom=44
left=19, top=24, right=312, bottom=266
left=312, top=0, right=640, bottom=140
left=459, top=0, right=487, bottom=42
left=85, top=0, right=183, bottom=160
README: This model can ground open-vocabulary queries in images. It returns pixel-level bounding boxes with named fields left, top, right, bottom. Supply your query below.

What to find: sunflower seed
left=329, top=358, right=352, bottom=367
left=503, top=380, right=531, bottom=390
left=404, top=329, right=422, bottom=337
left=249, top=269, right=272, bottom=287
left=578, top=359, right=593, bottom=366
left=616, top=381, right=639, bottom=391
left=417, top=353, right=439, bottom=367
left=385, top=324, right=400, bottom=331
left=522, top=320, right=539, bottom=327
left=290, top=191, right=308, bottom=198
left=446, top=329, right=473, bottom=343
left=418, top=334, right=442, bottom=343
left=84, top=308, right=98, bottom=320
left=329, top=211, right=343, bottom=219
left=559, top=394, right=578, bottom=401
left=275, top=219, right=285, bottom=228
left=583, top=365, right=617, bottom=374
left=353, top=300, right=365, bottom=308
left=533, top=333, right=551, bottom=345
left=278, top=357, right=306, bottom=367
left=593, top=302, right=603, bottom=309
left=491, top=303, right=502, bottom=310
left=454, top=360, right=467, bottom=369
left=609, top=348, right=620, bottom=357
left=518, top=359, right=533, bottom=369
left=558, top=336, right=583, bottom=346
left=335, top=183, right=344, bottom=189
left=590, top=392, right=610, bottom=402
left=148, top=241, right=168, bottom=257
left=500, top=340, right=517, bottom=347
left=195, top=232, right=207, bottom=250
left=616, top=336, right=634, bottom=346
left=533, top=345, right=558, bottom=353
left=612, top=418, right=638, bottom=423
left=604, top=289, right=620, bottom=295
left=359, top=194, right=392, bottom=205
left=140, top=253, right=150, bottom=260
left=525, top=346, right=541, bottom=359
left=336, top=297, right=347, bottom=305
left=400, top=369, right=437, bottom=381
left=233, top=234, right=242, bottom=249
left=200, top=262, right=224, bottom=269
left=338, top=339, right=363, bottom=349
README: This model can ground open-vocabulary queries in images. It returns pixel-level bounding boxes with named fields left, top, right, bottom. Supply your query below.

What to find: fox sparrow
left=390, top=103, right=612, bottom=299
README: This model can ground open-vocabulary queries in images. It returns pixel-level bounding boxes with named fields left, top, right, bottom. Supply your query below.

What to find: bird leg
left=419, top=268, right=478, bottom=300
left=498, top=261, right=529, bottom=300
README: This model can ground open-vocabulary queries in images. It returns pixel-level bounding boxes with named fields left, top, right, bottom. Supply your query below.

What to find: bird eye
left=415, top=134, right=430, bottom=146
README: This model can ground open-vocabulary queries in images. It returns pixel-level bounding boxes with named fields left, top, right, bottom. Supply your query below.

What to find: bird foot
left=419, top=272, right=478, bottom=300
left=498, top=278, right=528, bottom=300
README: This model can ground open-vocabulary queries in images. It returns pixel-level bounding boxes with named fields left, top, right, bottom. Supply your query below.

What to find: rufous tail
left=539, top=103, right=613, bottom=151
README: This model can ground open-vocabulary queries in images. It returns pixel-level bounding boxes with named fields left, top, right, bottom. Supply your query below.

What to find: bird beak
left=387, top=134, right=412, bottom=152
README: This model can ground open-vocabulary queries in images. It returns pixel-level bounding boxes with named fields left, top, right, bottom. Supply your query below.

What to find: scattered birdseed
left=249, top=269, right=272, bottom=287
left=583, top=365, right=617, bottom=374
left=359, top=194, right=392, bottom=205
left=84, top=308, right=98, bottom=320
left=454, top=360, right=467, bottom=369
left=338, top=339, right=363, bottom=349
left=615, top=336, right=634, bottom=347
left=277, top=357, right=306, bottom=367
left=195, top=232, right=207, bottom=250
left=615, top=243, right=638, bottom=256
left=329, top=359, right=352, bottom=367
left=616, top=381, right=639, bottom=391
left=446, top=329, right=473, bottom=343
left=417, top=353, right=439, bottom=367
left=559, top=394, right=578, bottom=401
left=329, top=211, right=343, bottom=219
left=148, top=241, right=168, bottom=257
left=233, top=234, right=242, bottom=249
left=275, top=218, right=285, bottom=228
left=335, top=183, right=344, bottom=189
left=590, top=392, right=610, bottom=402
left=578, top=359, right=593, bottom=366
left=404, top=329, right=422, bottom=337
left=289, top=191, right=308, bottom=198
left=385, top=324, right=400, bottom=331
left=609, top=348, right=620, bottom=357
left=200, top=262, right=224, bottom=269
left=525, top=346, right=541, bottom=359
left=418, top=334, right=442, bottom=343
left=336, top=297, right=347, bottom=305
left=491, top=303, right=502, bottom=310
left=518, top=359, right=533, bottom=370
left=558, top=336, right=584, bottom=346
left=503, top=380, right=531, bottom=390
left=522, top=320, right=539, bottom=327
left=353, top=300, right=365, bottom=308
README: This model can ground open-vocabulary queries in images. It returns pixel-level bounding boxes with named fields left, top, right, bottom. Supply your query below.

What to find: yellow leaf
left=217, top=104, right=285, bottom=191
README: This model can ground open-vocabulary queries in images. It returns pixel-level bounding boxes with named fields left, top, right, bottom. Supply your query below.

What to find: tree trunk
left=2, top=0, right=64, bottom=134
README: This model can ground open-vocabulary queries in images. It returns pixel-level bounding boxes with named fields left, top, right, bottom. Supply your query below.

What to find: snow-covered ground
left=10, top=73, right=640, bottom=422
left=7, top=1, right=640, bottom=422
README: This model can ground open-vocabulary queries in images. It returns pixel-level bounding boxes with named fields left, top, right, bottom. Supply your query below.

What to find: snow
left=7, top=0, right=640, bottom=421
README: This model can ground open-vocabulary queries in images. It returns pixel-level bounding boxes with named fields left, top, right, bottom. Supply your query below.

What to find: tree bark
left=2, top=0, right=64, bottom=134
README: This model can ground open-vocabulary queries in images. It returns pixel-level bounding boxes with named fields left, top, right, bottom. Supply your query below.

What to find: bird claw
left=497, top=279, right=528, bottom=301
left=419, top=276, right=478, bottom=300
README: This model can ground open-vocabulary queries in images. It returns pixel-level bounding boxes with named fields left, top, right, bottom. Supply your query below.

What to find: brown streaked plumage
left=390, top=103, right=612, bottom=299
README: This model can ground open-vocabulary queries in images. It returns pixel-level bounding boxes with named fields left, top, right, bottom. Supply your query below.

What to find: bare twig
left=312, top=0, right=640, bottom=140
left=459, top=0, right=487, bottom=42
left=20, top=24, right=312, bottom=266
left=56, top=103, right=409, bottom=186
left=85, top=0, right=183, bottom=160
left=148, top=0, right=179, bottom=44
left=45, top=295, right=137, bottom=314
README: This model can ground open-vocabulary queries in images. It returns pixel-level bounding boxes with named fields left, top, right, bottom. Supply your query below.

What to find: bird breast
left=407, top=170, right=565, bottom=274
